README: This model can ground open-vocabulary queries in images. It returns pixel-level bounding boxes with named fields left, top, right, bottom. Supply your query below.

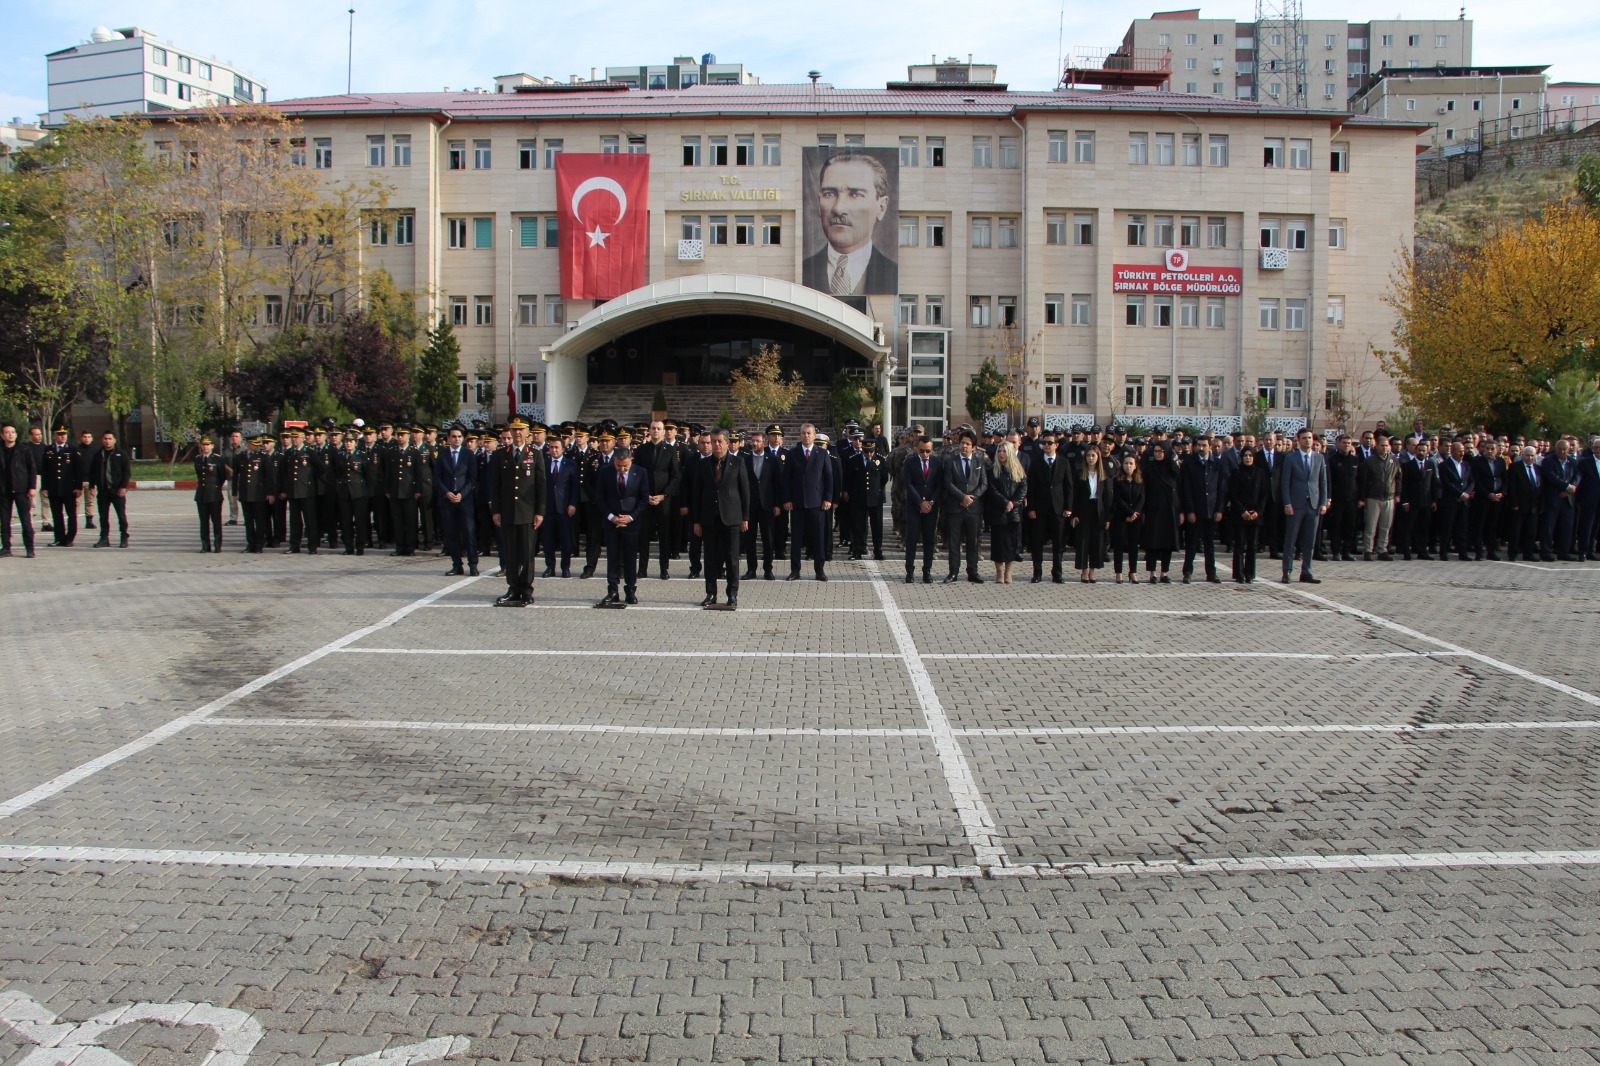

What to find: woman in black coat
left=1109, top=452, right=1145, bottom=583
left=1072, top=445, right=1110, bottom=581
left=985, top=441, right=1028, bottom=582
left=1226, top=446, right=1270, bottom=583
left=1140, top=442, right=1182, bottom=583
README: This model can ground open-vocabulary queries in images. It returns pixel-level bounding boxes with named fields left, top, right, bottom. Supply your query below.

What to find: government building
left=242, top=57, right=1423, bottom=437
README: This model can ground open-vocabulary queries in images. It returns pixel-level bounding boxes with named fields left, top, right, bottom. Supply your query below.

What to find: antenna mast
left=1255, top=0, right=1307, bottom=108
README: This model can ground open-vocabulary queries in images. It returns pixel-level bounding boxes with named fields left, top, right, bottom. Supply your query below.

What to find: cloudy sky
left=4, top=0, right=1597, bottom=123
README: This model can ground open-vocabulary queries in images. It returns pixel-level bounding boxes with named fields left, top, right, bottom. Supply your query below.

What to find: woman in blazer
left=1140, top=442, right=1182, bottom=583
left=985, top=441, right=1028, bottom=583
left=1072, top=446, right=1110, bottom=582
left=1227, top=446, right=1270, bottom=583
left=1110, top=452, right=1145, bottom=583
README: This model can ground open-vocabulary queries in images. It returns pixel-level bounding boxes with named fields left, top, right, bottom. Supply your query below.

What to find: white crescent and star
left=570, top=176, right=628, bottom=249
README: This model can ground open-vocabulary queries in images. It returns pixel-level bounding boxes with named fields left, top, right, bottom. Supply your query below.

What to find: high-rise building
left=46, top=26, right=266, bottom=127
left=1121, top=9, right=1472, bottom=108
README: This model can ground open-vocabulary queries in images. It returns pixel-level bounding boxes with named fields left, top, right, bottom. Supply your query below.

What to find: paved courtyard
left=1, top=491, right=1597, bottom=1064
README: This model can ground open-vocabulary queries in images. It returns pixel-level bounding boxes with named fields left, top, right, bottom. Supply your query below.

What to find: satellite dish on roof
left=90, top=26, right=120, bottom=42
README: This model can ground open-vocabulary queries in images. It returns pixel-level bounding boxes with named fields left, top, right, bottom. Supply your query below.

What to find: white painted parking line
left=899, top=607, right=1316, bottom=615
left=1278, top=585, right=1600, bottom=708
left=866, top=563, right=1007, bottom=868
left=0, top=576, right=485, bottom=822
left=925, top=650, right=1467, bottom=662
left=423, top=603, right=885, bottom=612
left=1487, top=560, right=1600, bottom=572
left=0, top=845, right=1595, bottom=882
left=960, top=719, right=1600, bottom=737
left=204, top=718, right=927, bottom=738
left=338, top=648, right=899, bottom=659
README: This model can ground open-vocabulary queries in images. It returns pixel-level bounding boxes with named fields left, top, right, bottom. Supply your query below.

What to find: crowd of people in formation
left=2, top=414, right=1597, bottom=606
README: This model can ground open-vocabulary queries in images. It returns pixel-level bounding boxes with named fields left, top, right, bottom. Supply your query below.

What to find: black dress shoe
left=307, top=548, right=318, bottom=555
left=225, top=519, right=238, bottom=526
left=561, top=567, right=571, bottom=578
left=923, top=573, right=933, bottom=584
left=1159, top=574, right=1172, bottom=584
left=1299, top=574, right=1322, bottom=583
left=700, top=594, right=718, bottom=607
left=763, top=569, right=774, bottom=580
left=1031, top=574, right=1042, bottom=583
left=942, top=574, right=960, bottom=584
left=1053, top=575, right=1066, bottom=584
left=726, top=594, right=738, bottom=608
left=541, top=567, right=555, bottom=578
left=787, top=572, right=801, bottom=581
left=1281, top=573, right=1292, bottom=583
left=469, top=566, right=479, bottom=576
left=494, top=595, right=517, bottom=607
left=1206, top=574, right=1222, bottom=583
left=967, top=574, right=983, bottom=584
left=625, top=591, right=638, bottom=604
left=742, top=569, right=757, bottom=580
left=580, top=566, right=595, bottom=579
left=905, top=573, right=915, bottom=584
left=659, top=569, right=670, bottom=580
left=343, top=548, right=355, bottom=555
left=594, top=592, right=621, bottom=608
left=816, top=572, right=828, bottom=582
left=446, top=566, right=465, bottom=576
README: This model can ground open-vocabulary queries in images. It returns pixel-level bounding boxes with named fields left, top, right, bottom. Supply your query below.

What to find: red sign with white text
left=1112, top=262, right=1243, bottom=295
left=555, top=154, right=650, bottom=300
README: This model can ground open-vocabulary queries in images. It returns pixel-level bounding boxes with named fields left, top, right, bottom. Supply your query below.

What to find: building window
left=898, top=295, right=919, bottom=325
left=734, top=215, right=755, bottom=245
left=1180, top=216, right=1200, bottom=247
left=1074, top=130, right=1095, bottom=163
left=1065, top=375, right=1088, bottom=407
left=369, top=217, right=388, bottom=245
left=1263, top=138, right=1285, bottom=168
left=1128, top=132, right=1149, bottom=165
left=1125, top=296, right=1146, bottom=327
left=762, top=215, right=782, bottom=245
left=519, top=139, right=536, bottom=169
left=998, top=136, right=1018, bottom=168
left=175, top=82, right=194, bottom=102
left=1047, top=131, right=1068, bottom=162
left=1181, top=132, right=1201, bottom=166
left=1151, top=375, right=1171, bottom=407
left=545, top=216, right=559, bottom=247
left=545, top=298, right=565, bottom=327
left=926, top=217, right=946, bottom=248
left=449, top=297, right=468, bottom=326
left=473, top=217, right=493, bottom=250
left=707, top=215, right=728, bottom=245
left=1206, top=298, right=1225, bottom=328
left=475, top=296, right=493, bottom=327
left=474, top=139, right=492, bottom=169
left=735, top=135, right=754, bottom=165
left=1331, top=143, right=1349, bottom=172
left=1074, top=214, right=1093, bottom=245
left=449, top=140, right=466, bottom=170
left=1327, top=295, right=1345, bottom=327
left=447, top=217, right=468, bottom=249
left=1179, top=296, right=1200, bottom=327
left=392, top=134, right=411, bottom=166
left=600, top=134, right=620, bottom=155
left=998, top=296, right=1017, bottom=328
left=313, top=138, right=332, bottom=168
left=151, top=75, right=168, bottom=95
left=1154, top=133, right=1175, bottom=165
left=1209, top=134, right=1229, bottom=167
left=1324, top=379, right=1343, bottom=412
left=925, top=136, right=945, bottom=167
left=899, top=216, right=919, bottom=247
left=1382, top=34, right=1394, bottom=46
left=680, top=215, right=702, bottom=241
left=1257, top=377, right=1278, bottom=407
left=1126, top=214, right=1147, bottom=246
left=1329, top=219, right=1346, bottom=249
left=1152, top=296, right=1173, bottom=327
left=1408, top=34, right=1421, bottom=46
left=394, top=213, right=414, bottom=245
left=1177, top=376, right=1198, bottom=408
left=1153, top=215, right=1175, bottom=246
left=177, top=55, right=191, bottom=74
left=1071, top=294, right=1091, bottom=325
left=1284, top=299, right=1306, bottom=331
left=151, top=46, right=167, bottom=65
left=1288, top=138, right=1312, bottom=169
left=970, top=296, right=991, bottom=327
left=1045, top=213, right=1066, bottom=245
left=1125, top=376, right=1145, bottom=407
left=518, top=295, right=538, bottom=326
left=1045, top=375, right=1064, bottom=406
left=1203, top=376, right=1224, bottom=409
left=1260, top=217, right=1282, bottom=248
left=1044, top=293, right=1065, bottom=325
left=925, top=296, right=943, bottom=325
left=1286, top=218, right=1309, bottom=251
left=708, top=136, right=728, bottom=166
left=263, top=295, right=283, bottom=325
left=972, top=137, right=993, bottom=168
left=519, top=215, right=541, bottom=247
left=762, top=135, right=781, bottom=166
left=518, top=376, right=538, bottom=404
left=900, top=136, right=919, bottom=167
left=1259, top=299, right=1280, bottom=330
left=543, top=139, right=563, bottom=169
left=970, top=217, right=992, bottom=248
left=998, top=217, right=1018, bottom=248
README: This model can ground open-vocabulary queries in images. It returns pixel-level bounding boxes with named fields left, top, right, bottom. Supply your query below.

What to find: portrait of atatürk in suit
left=801, top=146, right=899, bottom=298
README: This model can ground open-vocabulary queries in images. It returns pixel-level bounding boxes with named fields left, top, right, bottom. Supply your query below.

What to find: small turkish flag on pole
left=506, top=357, right=517, bottom=419
left=555, top=153, right=650, bottom=301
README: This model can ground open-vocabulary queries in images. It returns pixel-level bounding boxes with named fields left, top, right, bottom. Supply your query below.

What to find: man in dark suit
left=89, top=430, right=131, bottom=548
left=901, top=436, right=941, bottom=584
left=1179, top=436, right=1227, bottom=583
left=633, top=419, right=681, bottom=580
left=0, top=422, right=38, bottom=558
left=542, top=436, right=578, bottom=577
left=192, top=435, right=229, bottom=553
left=782, top=423, right=834, bottom=581
left=1435, top=439, right=1473, bottom=560
left=1574, top=435, right=1600, bottom=560
left=940, top=429, right=988, bottom=584
left=1466, top=438, right=1506, bottom=560
left=678, top=433, right=714, bottom=579
left=692, top=429, right=751, bottom=608
left=1506, top=446, right=1544, bottom=561
left=800, top=150, right=898, bottom=296
left=491, top=418, right=546, bottom=606
left=1026, top=432, right=1072, bottom=583
left=435, top=425, right=479, bottom=576
left=1539, top=438, right=1579, bottom=560
left=40, top=426, right=79, bottom=548
left=743, top=429, right=782, bottom=580
left=596, top=446, right=648, bottom=606
left=1395, top=437, right=1436, bottom=560
left=1275, top=428, right=1330, bottom=582
left=1326, top=434, right=1361, bottom=561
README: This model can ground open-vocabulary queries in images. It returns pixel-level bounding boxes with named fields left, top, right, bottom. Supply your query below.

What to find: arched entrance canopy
left=539, top=275, right=890, bottom=422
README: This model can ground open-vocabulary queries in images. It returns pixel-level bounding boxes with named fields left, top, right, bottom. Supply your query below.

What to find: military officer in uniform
left=414, top=425, right=438, bottom=552
left=491, top=417, right=546, bottom=606
left=384, top=426, right=421, bottom=556
left=193, top=436, right=229, bottom=552
left=41, top=426, right=80, bottom=547
left=843, top=435, right=887, bottom=560
left=283, top=428, right=320, bottom=554
left=239, top=435, right=277, bottom=553
left=331, top=427, right=371, bottom=554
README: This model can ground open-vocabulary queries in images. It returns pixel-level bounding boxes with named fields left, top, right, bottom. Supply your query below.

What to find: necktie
left=922, top=460, right=929, bottom=479
left=830, top=255, right=850, bottom=295
left=716, top=458, right=724, bottom=485
left=618, top=473, right=626, bottom=493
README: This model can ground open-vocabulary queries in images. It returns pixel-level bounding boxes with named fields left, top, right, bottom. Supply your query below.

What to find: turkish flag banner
left=555, top=153, right=650, bottom=301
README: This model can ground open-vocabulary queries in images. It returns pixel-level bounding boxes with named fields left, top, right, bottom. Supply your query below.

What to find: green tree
left=965, top=357, right=1008, bottom=422
left=827, top=371, right=868, bottom=430
left=1536, top=369, right=1600, bottom=438
left=303, top=368, right=354, bottom=427
left=714, top=404, right=736, bottom=431
left=729, top=343, right=805, bottom=424
left=414, top=315, right=462, bottom=424
left=1577, top=155, right=1600, bottom=212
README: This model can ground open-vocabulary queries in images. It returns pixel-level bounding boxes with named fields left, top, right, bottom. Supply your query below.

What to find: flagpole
left=508, top=221, right=516, bottom=421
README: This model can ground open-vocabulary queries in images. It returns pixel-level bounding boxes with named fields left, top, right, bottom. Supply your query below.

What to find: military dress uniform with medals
left=41, top=430, right=79, bottom=546
left=493, top=427, right=547, bottom=605
left=193, top=442, right=229, bottom=552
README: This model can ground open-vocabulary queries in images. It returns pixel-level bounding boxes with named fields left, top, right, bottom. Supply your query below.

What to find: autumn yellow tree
left=1381, top=199, right=1600, bottom=426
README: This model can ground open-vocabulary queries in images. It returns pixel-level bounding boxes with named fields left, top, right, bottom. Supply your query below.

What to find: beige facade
left=1349, top=68, right=1549, bottom=151
left=210, top=84, right=1419, bottom=433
